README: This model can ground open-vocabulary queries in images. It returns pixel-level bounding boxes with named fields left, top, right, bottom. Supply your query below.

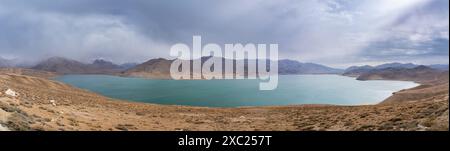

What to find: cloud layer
left=0, top=0, right=448, bottom=67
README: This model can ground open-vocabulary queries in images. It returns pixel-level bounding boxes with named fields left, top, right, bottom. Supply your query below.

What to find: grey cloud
left=0, top=0, right=448, bottom=67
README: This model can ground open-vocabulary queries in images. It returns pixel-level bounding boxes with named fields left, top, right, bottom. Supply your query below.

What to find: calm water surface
left=55, top=75, right=418, bottom=107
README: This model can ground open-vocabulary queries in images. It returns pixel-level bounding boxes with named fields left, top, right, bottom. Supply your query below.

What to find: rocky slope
left=0, top=68, right=58, bottom=79
left=343, top=63, right=417, bottom=77
left=0, top=70, right=448, bottom=131
left=343, top=63, right=449, bottom=77
left=122, top=58, right=173, bottom=79
left=350, top=65, right=449, bottom=106
left=356, top=66, right=446, bottom=82
left=381, top=69, right=449, bottom=104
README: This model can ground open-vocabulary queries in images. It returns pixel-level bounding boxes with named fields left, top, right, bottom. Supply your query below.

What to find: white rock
left=0, top=124, right=9, bottom=131
left=49, top=100, right=57, bottom=106
left=417, top=124, right=429, bottom=130
left=5, top=89, right=17, bottom=97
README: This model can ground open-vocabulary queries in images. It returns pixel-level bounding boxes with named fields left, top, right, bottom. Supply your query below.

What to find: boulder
left=5, top=89, right=18, bottom=97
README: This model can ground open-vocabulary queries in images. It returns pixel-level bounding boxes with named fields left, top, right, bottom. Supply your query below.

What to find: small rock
left=49, top=100, right=57, bottom=106
left=417, top=124, right=428, bottom=130
left=115, top=124, right=136, bottom=131
left=5, top=89, right=18, bottom=97
left=135, top=112, right=146, bottom=116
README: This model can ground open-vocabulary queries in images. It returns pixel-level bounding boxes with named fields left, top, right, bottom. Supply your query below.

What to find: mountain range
left=343, top=63, right=448, bottom=77
left=24, top=56, right=346, bottom=78
left=121, top=58, right=345, bottom=79
left=356, top=65, right=448, bottom=83
left=1, top=56, right=448, bottom=80
left=31, top=57, right=135, bottom=74
left=278, top=59, right=344, bottom=74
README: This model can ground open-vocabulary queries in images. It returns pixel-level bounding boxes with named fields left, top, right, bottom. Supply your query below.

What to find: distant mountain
left=91, top=59, right=121, bottom=69
left=122, top=58, right=172, bottom=79
left=428, top=64, right=449, bottom=71
left=32, top=57, right=124, bottom=74
left=90, top=59, right=138, bottom=71
left=357, top=65, right=446, bottom=83
left=374, top=63, right=418, bottom=69
left=123, top=58, right=343, bottom=79
left=278, top=59, right=343, bottom=74
left=344, top=62, right=449, bottom=77
left=24, top=57, right=450, bottom=79
left=119, top=63, right=138, bottom=70
left=0, top=57, right=12, bottom=67
left=32, top=57, right=90, bottom=74
left=344, top=63, right=421, bottom=77
left=343, top=65, right=375, bottom=77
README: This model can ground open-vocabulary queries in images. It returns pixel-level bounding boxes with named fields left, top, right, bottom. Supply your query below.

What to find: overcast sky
left=0, top=0, right=448, bottom=68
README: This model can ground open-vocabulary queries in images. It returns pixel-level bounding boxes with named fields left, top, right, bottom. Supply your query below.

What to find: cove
left=55, top=74, right=419, bottom=107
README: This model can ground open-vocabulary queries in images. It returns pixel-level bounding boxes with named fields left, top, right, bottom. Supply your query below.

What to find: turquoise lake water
left=55, top=75, right=418, bottom=107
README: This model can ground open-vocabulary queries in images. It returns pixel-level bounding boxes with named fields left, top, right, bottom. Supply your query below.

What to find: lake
left=55, top=75, right=418, bottom=107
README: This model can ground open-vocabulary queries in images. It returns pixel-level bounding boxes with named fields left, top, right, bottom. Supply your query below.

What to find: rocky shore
left=0, top=69, right=448, bottom=131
